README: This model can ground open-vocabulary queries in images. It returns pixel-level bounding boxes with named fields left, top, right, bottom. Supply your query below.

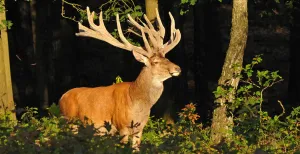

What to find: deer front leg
left=132, top=130, right=143, bottom=150
left=119, top=128, right=129, bottom=144
left=120, top=128, right=142, bottom=152
left=94, top=125, right=108, bottom=136
left=108, top=125, right=118, bottom=136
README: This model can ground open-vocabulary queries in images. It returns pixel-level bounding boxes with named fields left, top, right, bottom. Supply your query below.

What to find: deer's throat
left=129, top=67, right=164, bottom=107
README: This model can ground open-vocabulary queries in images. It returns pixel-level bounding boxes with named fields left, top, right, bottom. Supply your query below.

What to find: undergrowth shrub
left=0, top=55, right=299, bottom=153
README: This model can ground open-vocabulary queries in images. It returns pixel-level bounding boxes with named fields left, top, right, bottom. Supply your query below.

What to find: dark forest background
left=5, top=0, right=300, bottom=122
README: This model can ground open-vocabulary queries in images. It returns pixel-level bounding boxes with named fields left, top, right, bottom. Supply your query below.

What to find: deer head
left=76, top=7, right=181, bottom=82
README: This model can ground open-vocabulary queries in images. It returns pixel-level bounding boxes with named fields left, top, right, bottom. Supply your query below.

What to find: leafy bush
left=0, top=55, right=299, bottom=153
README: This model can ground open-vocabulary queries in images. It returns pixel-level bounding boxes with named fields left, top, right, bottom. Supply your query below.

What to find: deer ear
left=132, top=50, right=150, bottom=66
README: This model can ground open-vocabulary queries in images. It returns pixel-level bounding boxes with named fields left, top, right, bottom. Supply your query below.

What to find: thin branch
left=277, top=100, right=285, bottom=118
left=61, top=0, right=84, bottom=22
left=240, top=79, right=261, bottom=89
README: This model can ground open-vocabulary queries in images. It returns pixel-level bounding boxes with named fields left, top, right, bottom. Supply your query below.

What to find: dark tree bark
left=6, top=1, right=37, bottom=110
left=31, top=0, right=53, bottom=110
left=288, top=2, right=300, bottom=107
left=193, top=1, right=224, bottom=122
left=210, top=0, right=248, bottom=144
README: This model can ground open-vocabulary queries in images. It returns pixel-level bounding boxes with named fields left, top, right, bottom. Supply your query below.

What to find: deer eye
left=153, top=61, right=159, bottom=64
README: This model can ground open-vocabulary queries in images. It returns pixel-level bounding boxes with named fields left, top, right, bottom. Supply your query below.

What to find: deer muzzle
left=170, top=66, right=181, bottom=76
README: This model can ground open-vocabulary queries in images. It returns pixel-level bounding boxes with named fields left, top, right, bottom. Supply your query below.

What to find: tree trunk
left=0, top=1, right=16, bottom=120
left=210, top=0, right=248, bottom=144
left=31, top=0, right=50, bottom=110
left=9, top=1, right=36, bottom=108
left=145, top=0, right=158, bottom=22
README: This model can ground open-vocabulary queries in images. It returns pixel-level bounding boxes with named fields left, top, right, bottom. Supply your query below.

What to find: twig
left=61, top=0, right=84, bottom=22
left=277, top=100, right=285, bottom=118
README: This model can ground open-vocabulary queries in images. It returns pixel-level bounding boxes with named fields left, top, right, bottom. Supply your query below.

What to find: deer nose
left=175, top=67, right=181, bottom=73
left=170, top=67, right=181, bottom=76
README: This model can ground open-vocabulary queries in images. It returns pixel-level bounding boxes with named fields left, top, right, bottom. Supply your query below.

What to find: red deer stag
left=59, top=7, right=181, bottom=149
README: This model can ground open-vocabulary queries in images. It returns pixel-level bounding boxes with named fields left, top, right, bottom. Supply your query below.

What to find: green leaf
left=115, top=76, right=123, bottom=84
left=134, top=5, right=142, bottom=11
left=255, top=91, right=261, bottom=96
left=181, top=0, right=189, bottom=4
left=190, top=0, right=197, bottom=5
left=245, top=64, right=251, bottom=70
left=47, top=103, right=61, bottom=117
left=1, top=20, right=13, bottom=29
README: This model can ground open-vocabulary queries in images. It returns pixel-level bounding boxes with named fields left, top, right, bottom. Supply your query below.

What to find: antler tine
left=116, top=14, right=151, bottom=57
left=142, top=15, right=159, bottom=50
left=116, top=14, right=134, bottom=49
left=127, top=14, right=158, bottom=51
left=160, top=12, right=181, bottom=55
left=127, top=21, right=158, bottom=51
left=169, top=12, right=175, bottom=42
left=77, top=8, right=122, bottom=48
left=76, top=7, right=151, bottom=57
left=143, top=14, right=155, bottom=30
left=155, top=8, right=165, bottom=46
left=77, top=7, right=126, bottom=49
left=140, top=29, right=152, bottom=53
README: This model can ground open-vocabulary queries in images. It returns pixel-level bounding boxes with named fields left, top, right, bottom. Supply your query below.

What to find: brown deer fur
left=59, top=7, right=181, bottom=149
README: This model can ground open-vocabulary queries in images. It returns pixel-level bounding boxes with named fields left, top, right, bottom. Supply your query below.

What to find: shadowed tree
left=30, top=0, right=51, bottom=110
left=31, top=0, right=63, bottom=110
left=193, top=0, right=224, bottom=122
left=210, top=0, right=248, bottom=144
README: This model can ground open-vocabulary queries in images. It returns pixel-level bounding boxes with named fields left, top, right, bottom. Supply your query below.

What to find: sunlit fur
left=59, top=53, right=181, bottom=149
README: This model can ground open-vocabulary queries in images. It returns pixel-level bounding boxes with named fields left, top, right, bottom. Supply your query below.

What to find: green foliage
left=213, top=54, right=283, bottom=112
left=0, top=105, right=135, bottom=154
left=113, top=75, right=123, bottom=84
left=0, top=56, right=299, bottom=153
left=0, top=0, right=13, bottom=30
left=141, top=103, right=213, bottom=153
left=100, top=0, right=143, bottom=22
left=212, top=55, right=299, bottom=153
left=0, top=20, right=13, bottom=30
left=62, top=0, right=143, bottom=46
left=179, top=0, right=198, bottom=15
left=62, top=0, right=143, bottom=23
left=0, top=102, right=299, bottom=153
left=47, top=103, right=61, bottom=117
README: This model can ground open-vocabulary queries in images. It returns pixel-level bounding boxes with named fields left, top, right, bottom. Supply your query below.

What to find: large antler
left=76, top=7, right=181, bottom=57
left=127, top=9, right=181, bottom=56
left=76, top=7, right=150, bottom=57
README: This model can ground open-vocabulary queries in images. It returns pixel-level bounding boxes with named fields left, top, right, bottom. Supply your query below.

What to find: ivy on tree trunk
left=210, top=0, right=248, bottom=144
